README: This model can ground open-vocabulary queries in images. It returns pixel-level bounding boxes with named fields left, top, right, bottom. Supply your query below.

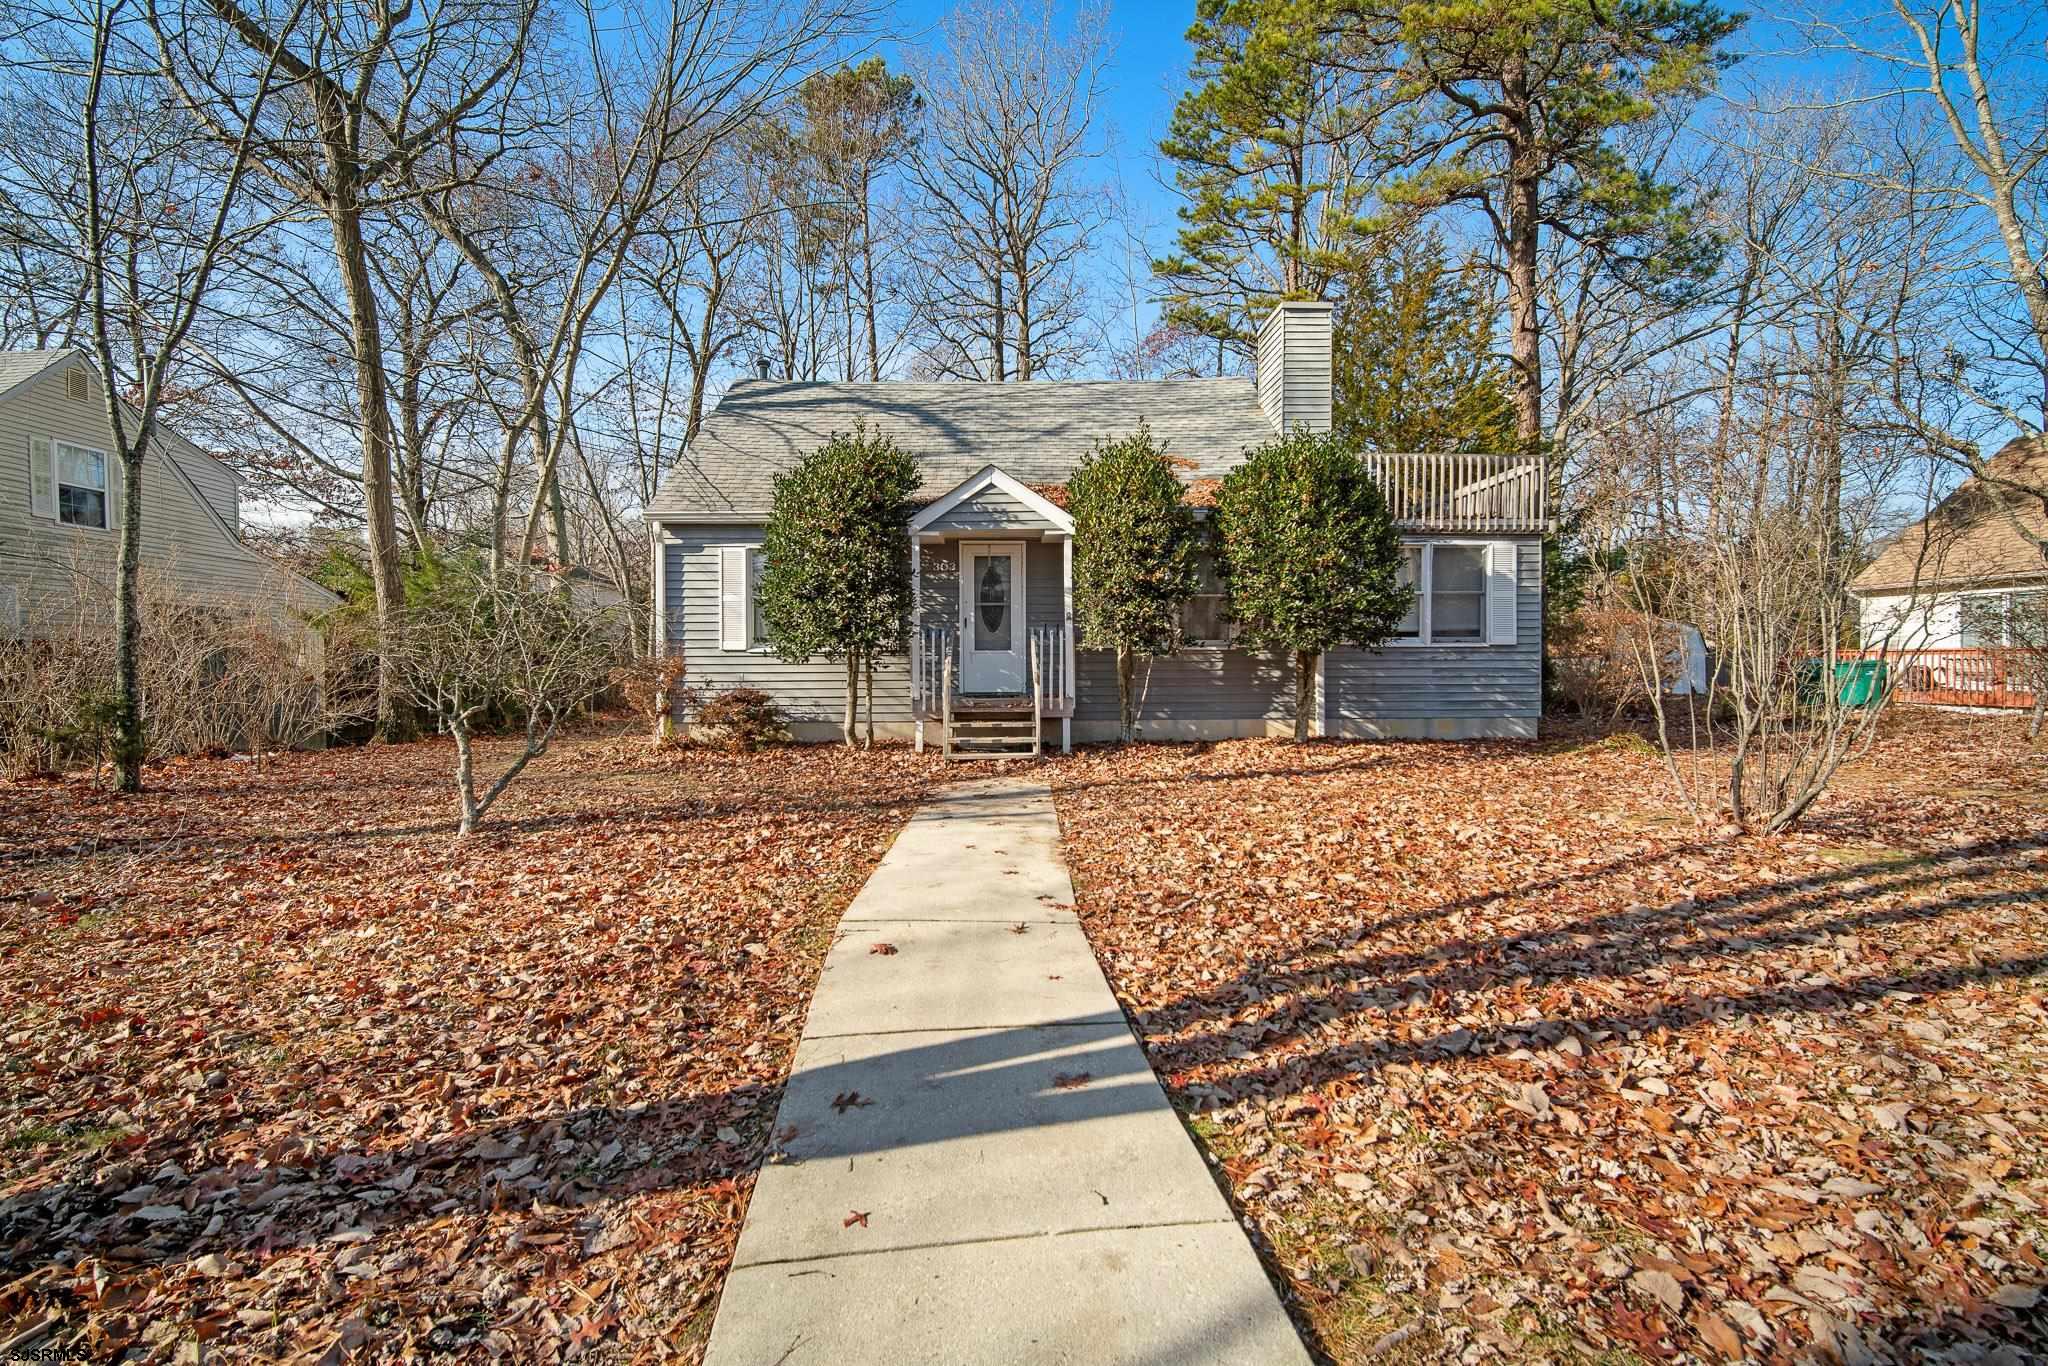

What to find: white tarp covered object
left=1666, top=623, right=1709, bottom=695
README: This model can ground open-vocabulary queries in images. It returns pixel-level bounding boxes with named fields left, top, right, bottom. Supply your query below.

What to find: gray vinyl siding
left=661, top=524, right=1541, bottom=738
left=1325, top=537, right=1542, bottom=733
left=663, top=523, right=914, bottom=724
left=1255, top=303, right=1333, bottom=435
left=0, top=357, right=327, bottom=636
left=915, top=540, right=1063, bottom=635
left=1074, top=647, right=1296, bottom=723
left=921, top=487, right=1061, bottom=534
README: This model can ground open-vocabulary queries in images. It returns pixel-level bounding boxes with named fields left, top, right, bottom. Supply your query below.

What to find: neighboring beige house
left=0, top=349, right=335, bottom=637
left=1852, top=436, right=2047, bottom=650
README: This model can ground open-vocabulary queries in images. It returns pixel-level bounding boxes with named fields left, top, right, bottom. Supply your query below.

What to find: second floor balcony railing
left=1359, top=452, right=1548, bottom=533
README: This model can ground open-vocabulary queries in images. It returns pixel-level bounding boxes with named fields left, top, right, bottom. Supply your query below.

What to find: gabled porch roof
left=908, top=464, right=1075, bottom=539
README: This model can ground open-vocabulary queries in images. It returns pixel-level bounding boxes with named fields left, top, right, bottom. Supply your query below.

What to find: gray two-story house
left=645, top=303, right=1547, bottom=755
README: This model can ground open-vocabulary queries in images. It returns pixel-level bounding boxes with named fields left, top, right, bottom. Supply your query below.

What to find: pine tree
left=1353, top=0, right=1738, bottom=449
left=1333, top=227, right=1517, bottom=453
left=1153, top=0, right=1379, bottom=354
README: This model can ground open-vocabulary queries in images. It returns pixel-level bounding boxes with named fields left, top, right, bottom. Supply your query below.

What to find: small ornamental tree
left=758, top=422, right=918, bottom=747
left=394, top=569, right=625, bottom=835
left=1216, top=428, right=1409, bottom=742
left=1068, top=422, right=1201, bottom=741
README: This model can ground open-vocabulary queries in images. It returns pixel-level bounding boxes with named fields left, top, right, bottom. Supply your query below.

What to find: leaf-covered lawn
left=0, top=732, right=938, bottom=1362
left=1052, top=714, right=2048, bottom=1363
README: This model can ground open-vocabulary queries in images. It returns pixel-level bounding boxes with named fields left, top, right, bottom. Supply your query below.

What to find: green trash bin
left=1795, top=658, right=1888, bottom=707
left=1795, top=659, right=1826, bottom=706
left=1834, top=658, right=1887, bottom=707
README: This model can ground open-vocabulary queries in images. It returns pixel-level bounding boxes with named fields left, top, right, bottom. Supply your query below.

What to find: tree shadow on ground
left=1133, top=836, right=2046, bottom=1096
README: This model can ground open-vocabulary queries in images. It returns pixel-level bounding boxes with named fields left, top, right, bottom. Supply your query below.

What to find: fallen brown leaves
left=0, top=729, right=937, bottom=1362
left=1052, top=712, right=2048, bottom=1363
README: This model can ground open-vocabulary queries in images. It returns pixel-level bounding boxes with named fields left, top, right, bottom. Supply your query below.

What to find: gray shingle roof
left=0, top=349, right=69, bottom=400
left=645, top=377, right=1278, bottom=522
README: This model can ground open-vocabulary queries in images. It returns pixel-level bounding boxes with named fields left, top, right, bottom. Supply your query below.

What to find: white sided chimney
left=1255, top=300, right=1333, bottom=435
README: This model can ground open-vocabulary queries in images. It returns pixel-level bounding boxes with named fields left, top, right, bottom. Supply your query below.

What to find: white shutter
left=28, top=436, right=55, bottom=519
left=718, top=545, right=748, bottom=650
left=1487, top=541, right=1519, bottom=645
left=748, top=549, right=766, bottom=647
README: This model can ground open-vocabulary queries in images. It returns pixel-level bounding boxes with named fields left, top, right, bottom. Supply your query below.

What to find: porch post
left=1061, top=534, right=1074, bottom=754
left=911, top=533, right=924, bottom=753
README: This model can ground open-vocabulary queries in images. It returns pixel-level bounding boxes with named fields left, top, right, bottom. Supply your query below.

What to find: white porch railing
left=1030, top=623, right=1072, bottom=716
left=914, top=621, right=1074, bottom=719
left=916, top=623, right=954, bottom=720
left=1359, top=452, right=1548, bottom=532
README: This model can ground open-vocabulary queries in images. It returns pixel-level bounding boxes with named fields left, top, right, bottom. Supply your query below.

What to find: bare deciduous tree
left=906, top=0, right=1107, bottom=381
left=150, top=0, right=539, bottom=740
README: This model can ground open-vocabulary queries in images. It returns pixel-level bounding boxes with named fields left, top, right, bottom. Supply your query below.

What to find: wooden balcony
left=1359, top=452, right=1548, bottom=534
left=1840, top=647, right=2038, bottom=710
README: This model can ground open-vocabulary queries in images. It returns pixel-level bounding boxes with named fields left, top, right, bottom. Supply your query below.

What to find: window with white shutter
left=748, top=548, right=767, bottom=646
left=1393, top=546, right=1421, bottom=639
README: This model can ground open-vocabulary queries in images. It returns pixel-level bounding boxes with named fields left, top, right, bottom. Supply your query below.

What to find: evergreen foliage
left=1067, top=422, right=1201, bottom=740
left=1333, top=228, right=1517, bottom=453
left=757, top=422, right=919, bottom=746
left=1215, top=427, right=1409, bottom=741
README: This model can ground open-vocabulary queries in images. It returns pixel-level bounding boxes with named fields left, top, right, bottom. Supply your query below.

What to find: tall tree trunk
left=395, top=355, right=434, bottom=556
left=991, top=266, right=1006, bottom=381
left=111, top=448, right=145, bottom=792
left=327, top=182, right=410, bottom=743
left=861, top=187, right=880, bottom=380
left=1502, top=64, right=1544, bottom=455
left=1294, top=649, right=1316, bottom=744
left=864, top=652, right=875, bottom=749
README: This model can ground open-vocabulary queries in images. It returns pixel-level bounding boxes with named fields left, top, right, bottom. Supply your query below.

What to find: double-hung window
left=1182, top=550, right=1233, bottom=645
left=1392, top=542, right=1519, bottom=646
left=1430, top=545, right=1487, bottom=642
left=56, top=442, right=109, bottom=529
left=719, top=544, right=768, bottom=650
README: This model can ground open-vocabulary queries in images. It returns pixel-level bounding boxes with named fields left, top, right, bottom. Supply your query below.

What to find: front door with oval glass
left=961, top=542, right=1026, bottom=693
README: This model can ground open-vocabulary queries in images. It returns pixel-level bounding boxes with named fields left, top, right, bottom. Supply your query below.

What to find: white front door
left=961, top=541, right=1027, bottom=693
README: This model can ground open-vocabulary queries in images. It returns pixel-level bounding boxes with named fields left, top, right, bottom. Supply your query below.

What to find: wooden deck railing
left=1359, top=452, right=1548, bottom=533
left=1840, top=647, right=2038, bottom=710
left=916, top=622, right=1074, bottom=718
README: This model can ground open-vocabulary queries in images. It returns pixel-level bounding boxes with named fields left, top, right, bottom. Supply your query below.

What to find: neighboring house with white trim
left=0, top=349, right=335, bottom=639
left=1852, top=437, right=2047, bottom=650
left=646, top=304, right=1549, bottom=753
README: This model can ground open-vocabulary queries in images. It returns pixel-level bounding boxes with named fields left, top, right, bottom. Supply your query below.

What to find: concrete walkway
left=703, top=778, right=1310, bottom=1366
